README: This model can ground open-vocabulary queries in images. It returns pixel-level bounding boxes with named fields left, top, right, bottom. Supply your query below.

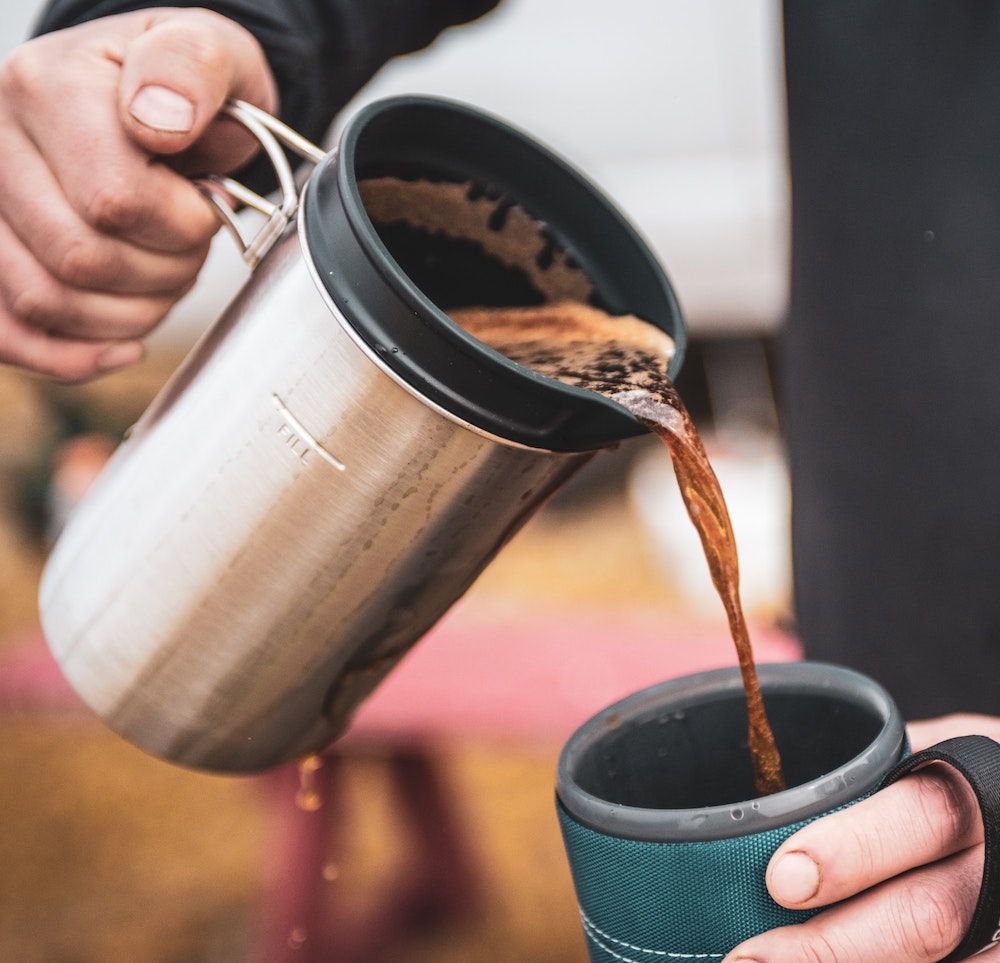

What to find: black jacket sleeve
left=32, top=0, right=501, bottom=146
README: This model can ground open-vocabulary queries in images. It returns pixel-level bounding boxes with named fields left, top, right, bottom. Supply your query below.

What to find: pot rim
left=301, top=94, right=687, bottom=452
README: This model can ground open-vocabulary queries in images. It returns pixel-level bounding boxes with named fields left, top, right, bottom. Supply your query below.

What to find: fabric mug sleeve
left=879, top=735, right=1000, bottom=962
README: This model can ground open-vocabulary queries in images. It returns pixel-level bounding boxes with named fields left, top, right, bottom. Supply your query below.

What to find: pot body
left=40, top=226, right=588, bottom=771
left=39, top=96, right=686, bottom=772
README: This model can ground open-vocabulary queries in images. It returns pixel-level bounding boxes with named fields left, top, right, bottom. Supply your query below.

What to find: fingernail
left=129, top=85, right=195, bottom=133
left=768, top=850, right=821, bottom=905
left=96, top=341, right=144, bottom=372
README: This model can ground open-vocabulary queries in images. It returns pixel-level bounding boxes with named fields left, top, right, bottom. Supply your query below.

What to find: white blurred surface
left=630, top=437, right=791, bottom=619
left=1, top=0, right=789, bottom=347
left=0, top=4, right=40, bottom=51
left=340, top=0, right=790, bottom=336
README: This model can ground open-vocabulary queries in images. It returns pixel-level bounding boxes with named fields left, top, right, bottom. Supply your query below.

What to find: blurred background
left=0, top=1, right=798, bottom=960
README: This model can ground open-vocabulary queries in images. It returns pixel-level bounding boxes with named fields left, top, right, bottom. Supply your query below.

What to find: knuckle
left=48, top=232, right=111, bottom=289
left=80, top=176, right=149, bottom=238
left=798, top=933, right=842, bottom=963
left=0, top=321, right=86, bottom=384
left=889, top=877, right=968, bottom=962
left=9, top=280, right=59, bottom=330
left=8, top=278, right=160, bottom=341
left=154, top=12, right=235, bottom=75
left=916, top=764, right=981, bottom=848
left=843, top=821, right=887, bottom=882
left=0, top=42, right=46, bottom=102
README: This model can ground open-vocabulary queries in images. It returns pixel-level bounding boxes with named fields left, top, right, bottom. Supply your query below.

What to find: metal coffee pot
left=38, top=97, right=686, bottom=772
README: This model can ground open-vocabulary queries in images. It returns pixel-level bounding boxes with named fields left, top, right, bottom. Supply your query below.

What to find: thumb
left=117, top=9, right=277, bottom=171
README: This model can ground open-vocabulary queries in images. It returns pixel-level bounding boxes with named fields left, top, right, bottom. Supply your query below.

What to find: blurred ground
left=0, top=348, right=793, bottom=962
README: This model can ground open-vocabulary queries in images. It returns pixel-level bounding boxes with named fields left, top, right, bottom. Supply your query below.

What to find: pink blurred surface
left=348, top=601, right=801, bottom=745
left=0, top=605, right=801, bottom=746
left=0, top=607, right=801, bottom=962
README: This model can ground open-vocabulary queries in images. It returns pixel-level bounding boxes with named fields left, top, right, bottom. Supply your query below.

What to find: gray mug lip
left=556, top=661, right=907, bottom=842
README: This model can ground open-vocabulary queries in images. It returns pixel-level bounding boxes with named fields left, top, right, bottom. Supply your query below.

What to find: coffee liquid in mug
left=453, top=302, right=787, bottom=796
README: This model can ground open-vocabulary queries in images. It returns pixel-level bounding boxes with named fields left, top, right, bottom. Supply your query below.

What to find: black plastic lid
left=302, top=95, right=686, bottom=452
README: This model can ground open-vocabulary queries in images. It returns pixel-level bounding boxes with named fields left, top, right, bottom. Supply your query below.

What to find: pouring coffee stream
left=453, top=303, right=787, bottom=796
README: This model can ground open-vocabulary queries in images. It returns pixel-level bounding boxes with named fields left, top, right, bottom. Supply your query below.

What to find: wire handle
left=194, top=99, right=326, bottom=269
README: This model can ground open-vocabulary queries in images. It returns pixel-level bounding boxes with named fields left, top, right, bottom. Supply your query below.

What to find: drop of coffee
left=296, top=753, right=325, bottom=812
left=453, top=302, right=786, bottom=796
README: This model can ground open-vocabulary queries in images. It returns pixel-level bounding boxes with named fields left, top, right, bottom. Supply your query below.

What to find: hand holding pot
left=0, top=10, right=275, bottom=380
left=723, top=714, right=1000, bottom=963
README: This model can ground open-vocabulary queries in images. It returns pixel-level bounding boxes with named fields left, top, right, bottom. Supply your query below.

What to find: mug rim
left=556, top=661, right=907, bottom=842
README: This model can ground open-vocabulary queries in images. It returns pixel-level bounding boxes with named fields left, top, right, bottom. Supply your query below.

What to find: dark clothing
left=33, top=0, right=500, bottom=149
left=782, top=1, right=1000, bottom=717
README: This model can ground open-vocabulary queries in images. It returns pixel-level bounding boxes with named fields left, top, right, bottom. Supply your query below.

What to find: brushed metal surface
left=40, top=221, right=591, bottom=771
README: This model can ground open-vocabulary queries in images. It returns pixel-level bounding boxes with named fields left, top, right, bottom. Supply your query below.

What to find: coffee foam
left=450, top=301, right=676, bottom=395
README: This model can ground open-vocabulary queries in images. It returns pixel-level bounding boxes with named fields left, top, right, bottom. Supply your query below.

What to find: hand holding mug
left=724, top=714, right=1000, bottom=963
left=557, top=666, right=1000, bottom=963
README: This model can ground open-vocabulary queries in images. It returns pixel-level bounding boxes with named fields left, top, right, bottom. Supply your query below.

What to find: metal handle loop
left=194, top=99, right=326, bottom=269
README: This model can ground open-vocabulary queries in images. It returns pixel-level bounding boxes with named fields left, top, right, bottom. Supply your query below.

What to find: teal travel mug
left=556, top=661, right=907, bottom=961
